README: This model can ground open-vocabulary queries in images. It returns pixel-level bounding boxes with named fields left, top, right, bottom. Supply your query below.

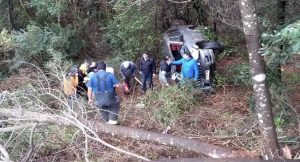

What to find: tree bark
left=0, top=108, right=252, bottom=159
left=276, top=0, right=286, bottom=80
left=239, top=0, right=281, bottom=159
left=277, top=0, right=286, bottom=26
left=5, top=0, right=14, bottom=30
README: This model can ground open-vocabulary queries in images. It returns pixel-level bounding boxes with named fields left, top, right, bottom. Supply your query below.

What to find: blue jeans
left=97, top=100, right=120, bottom=122
left=141, top=73, right=153, bottom=92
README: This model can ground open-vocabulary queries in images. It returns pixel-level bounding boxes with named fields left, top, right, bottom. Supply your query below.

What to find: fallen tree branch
left=167, top=0, right=192, bottom=4
left=0, top=144, right=12, bottom=162
left=152, top=158, right=298, bottom=162
left=0, top=108, right=253, bottom=158
left=0, top=123, right=46, bottom=133
left=22, top=123, right=38, bottom=162
left=1, top=108, right=151, bottom=161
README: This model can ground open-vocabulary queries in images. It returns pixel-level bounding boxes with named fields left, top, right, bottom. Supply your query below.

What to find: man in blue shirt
left=87, top=61, right=120, bottom=125
left=171, top=53, right=199, bottom=81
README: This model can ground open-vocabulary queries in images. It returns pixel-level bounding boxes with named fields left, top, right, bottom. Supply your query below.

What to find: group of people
left=63, top=52, right=200, bottom=125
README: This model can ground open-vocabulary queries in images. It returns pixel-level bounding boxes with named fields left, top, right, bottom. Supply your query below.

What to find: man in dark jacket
left=120, top=61, right=136, bottom=93
left=139, top=53, right=156, bottom=93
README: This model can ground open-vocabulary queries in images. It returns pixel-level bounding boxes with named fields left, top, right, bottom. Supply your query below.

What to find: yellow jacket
left=63, top=76, right=78, bottom=96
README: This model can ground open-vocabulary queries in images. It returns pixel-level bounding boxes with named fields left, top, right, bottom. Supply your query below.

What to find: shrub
left=213, top=71, right=228, bottom=88
left=143, top=84, right=196, bottom=126
left=197, top=26, right=216, bottom=41
left=261, top=21, right=300, bottom=70
left=228, top=64, right=251, bottom=86
left=104, top=1, right=161, bottom=60
left=10, top=24, right=83, bottom=70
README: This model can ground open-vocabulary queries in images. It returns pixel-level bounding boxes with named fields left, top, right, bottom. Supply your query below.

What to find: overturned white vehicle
left=163, top=25, right=224, bottom=90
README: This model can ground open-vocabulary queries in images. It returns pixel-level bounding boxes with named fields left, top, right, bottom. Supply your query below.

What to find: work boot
left=106, top=120, right=118, bottom=125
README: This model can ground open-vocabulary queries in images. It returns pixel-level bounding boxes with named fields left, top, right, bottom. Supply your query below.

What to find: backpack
left=94, top=73, right=116, bottom=107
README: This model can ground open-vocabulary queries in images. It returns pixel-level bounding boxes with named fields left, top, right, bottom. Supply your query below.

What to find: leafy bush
left=0, top=29, right=15, bottom=77
left=104, top=1, right=161, bottom=60
left=197, top=26, right=216, bottom=41
left=0, top=29, right=14, bottom=55
left=228, top=64, right=251, bottom=86
left=143, top=85, right=196, bottom=126
left=261, top=21, right=300, bottom=70
left=10, top=24, right=82, bottom=70
left=213, top=72, right=228, bottom=88
left=28, top=0, right=67, bottom=23
left=228, top=63, right=284, bottom=87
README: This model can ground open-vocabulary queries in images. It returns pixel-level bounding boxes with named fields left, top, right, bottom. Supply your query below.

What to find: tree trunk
left=5, top=0, right=14, bottom=30
left=239, top=0, right=281, bottom=159
left=0, top=108, right=253, bottom=159
left=276, top=0, right=286, bottom=80
left=277, top=0, right=286, bottom=26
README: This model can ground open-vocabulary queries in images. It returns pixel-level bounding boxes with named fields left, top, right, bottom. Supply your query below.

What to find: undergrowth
left=143, top=84, right=197, bottom=126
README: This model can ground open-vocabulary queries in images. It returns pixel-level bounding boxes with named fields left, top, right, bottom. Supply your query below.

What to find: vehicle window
left=168, top=31, right=183, bottom=42
left=181, top=45, right=190, bottom=55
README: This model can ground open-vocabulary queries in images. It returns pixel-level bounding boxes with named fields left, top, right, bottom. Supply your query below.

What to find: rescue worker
left=171, top=52, right=199, bottom=82
left=139, top=53, right=156, bottom=93
left=120, top=61, right=137, bottom=93
left=83, top=62, right=97, bottom=85
left=87, top=61, right=120, bottom=125
left=63, top=66, right=79, bottom=111
left=159, top=56, right=172, bottom=87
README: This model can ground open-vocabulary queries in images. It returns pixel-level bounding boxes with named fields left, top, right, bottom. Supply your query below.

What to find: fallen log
left=0, top=108, right=253, bottom=158
left=152, top=158, right=298, bottom=162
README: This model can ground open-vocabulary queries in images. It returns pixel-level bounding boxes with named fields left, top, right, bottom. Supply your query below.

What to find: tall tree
left=239, top=0, right=281, bottom=159
left=5, top=0, right=14, bottom=30
left=276, top=0, right=286, bottom=79
left=277, top=0, right=286, bottom=25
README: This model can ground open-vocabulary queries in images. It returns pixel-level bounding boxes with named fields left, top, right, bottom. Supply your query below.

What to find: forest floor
left=0, top=55, right=299, bottom=161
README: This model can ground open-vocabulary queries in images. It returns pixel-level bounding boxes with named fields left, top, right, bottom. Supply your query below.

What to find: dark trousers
left=141, top=73, right=153, bottom=92
left=98, top=101, right=120, bottom=122
left=124, top=77, right=131, bottom=89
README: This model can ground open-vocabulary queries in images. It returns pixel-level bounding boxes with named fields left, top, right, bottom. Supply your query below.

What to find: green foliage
left=0, top=29, right=14, bottom=54
left=0, top=1, right=9, bottom=30
left=213, top=72, right=227, bottom=88
left=197, top=26, right=216, bottom=41
left=10, top=24, right=82, bottom=70
left=261, top=21, right=300, bottom=70
left=228, top=63, right=284, bottom=87
left=104, top=1, right=161, bottom=60
left=0, top=29, right=15, bottom=77
left=256, top=0, right=280, bottom=30
left=228, top=64, right=252, bottom=86
left=256, top=0, right=300, bottom=31
left=0, top=126, right=46, bottom=160
left=216, top=34, right=248, bottom=60
left=28, top=0, right=67, bottom=23
left=143, top=85, right=196, bottom=126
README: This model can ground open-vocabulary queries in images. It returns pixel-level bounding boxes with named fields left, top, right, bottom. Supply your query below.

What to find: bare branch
left=0, top=108, right=253, bottom=159
left=22, top=123, right=38, bottom=162
left=167, top=0, right=192, bottom=4
left=0, top=123, right=46, bottom=133
left=0, top=144, right=12, bottom=162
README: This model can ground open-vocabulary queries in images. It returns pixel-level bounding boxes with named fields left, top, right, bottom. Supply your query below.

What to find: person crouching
left=120, top=61, right=136, bottom=94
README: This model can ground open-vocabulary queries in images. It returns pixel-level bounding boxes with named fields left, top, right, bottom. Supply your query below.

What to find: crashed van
left=163, top=25, right=224, bottom=90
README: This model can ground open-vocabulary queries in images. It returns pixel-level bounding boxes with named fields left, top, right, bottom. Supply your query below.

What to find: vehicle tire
left=210, top=63, right=216, bottom=83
